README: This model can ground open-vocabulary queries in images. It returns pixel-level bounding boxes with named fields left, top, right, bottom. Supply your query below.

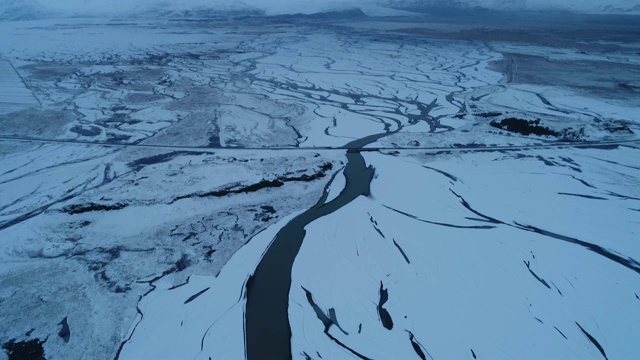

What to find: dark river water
left=245, top=137, right=380, bottom=359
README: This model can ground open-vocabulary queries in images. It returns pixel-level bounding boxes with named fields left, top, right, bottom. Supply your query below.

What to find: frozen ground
left=0, top=12, right=639, bottom=360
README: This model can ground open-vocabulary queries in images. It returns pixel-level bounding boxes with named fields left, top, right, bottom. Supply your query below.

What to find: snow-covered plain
left=0, top=12, right=639, bottom=360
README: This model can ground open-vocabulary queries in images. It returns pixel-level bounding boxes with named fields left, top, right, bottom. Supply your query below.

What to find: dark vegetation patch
left=256, top=205, right=277, bottom=222
left=489, top=118, right=586, bottom=141
left=105, top=134, right=132, bottom=143
left=68, top=221, right=92, bottom=229
left=69, top=125, right=101, bottom=137
left=175, top=254, right=191, bottom=272
left=95, top=270, right=131, bottom=293
left=173, top=162, right=333, bottom=202
left=128, top=151, right=209, bottom=171
left=476, top=112, right=502, bottom=118
left=452, top=143, right=487, bottom=148
left=175, top=179, right=285, bottom=202
left=261, top=205, right=276, bottom=214
left=2, top=339, right=46, bottom=360
left=204, top=246, right=217, bottom=259
left=490, top=118, right=559, bottom=137
left=63, top=202, right=128, bottom=215
left=604, top=122, right=634, bottom=134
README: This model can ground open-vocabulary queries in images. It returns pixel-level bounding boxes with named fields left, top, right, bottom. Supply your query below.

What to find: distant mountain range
left=1, top=0, right=639, bottom=21
left=0, top=0, right=262, bottom=20
left=0, top=0, right=54, bottom=20
left=376, top=0, right=640, bottom=14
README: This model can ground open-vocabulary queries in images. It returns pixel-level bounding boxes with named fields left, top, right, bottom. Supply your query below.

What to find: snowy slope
left=0, top=0, right=54, bottom=20
left=2, top=0, right=640, bottom=20
left=378, top=0, right=640, bottom=14
left=0, top=0, right=260, bottom=20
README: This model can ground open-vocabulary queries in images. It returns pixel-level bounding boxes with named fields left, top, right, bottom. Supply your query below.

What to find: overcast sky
left=8, top=0, right=640, bottom=16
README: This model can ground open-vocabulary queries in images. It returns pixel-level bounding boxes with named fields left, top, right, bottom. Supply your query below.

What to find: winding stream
left=243, top=38, right=462, bottom=357
left=245, top=142, right=377, bottom=359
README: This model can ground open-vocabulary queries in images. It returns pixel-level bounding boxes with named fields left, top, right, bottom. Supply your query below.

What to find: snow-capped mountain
left=2, top=0, right=639, bottom=21
left=0, top=0, right=400, bottom=20
left=0, top=0, right=55, bottom=20
left=377, top=0, right=640, bottom=14
left=128, top=1, right=262, bottom=18
left=0, top=0, right=261, bottom=20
